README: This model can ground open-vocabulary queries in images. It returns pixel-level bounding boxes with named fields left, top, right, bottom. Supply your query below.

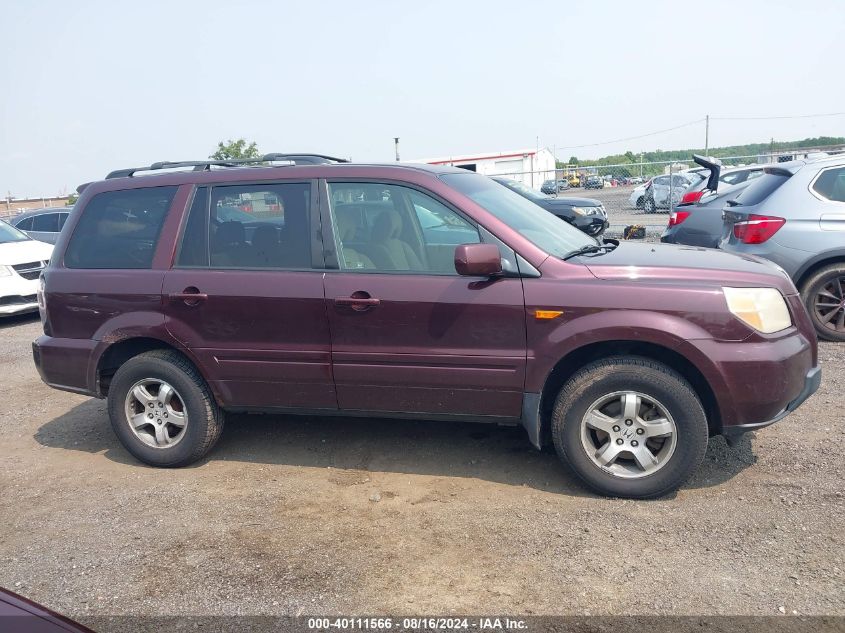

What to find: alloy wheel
left=580, top=391, right=677, bottom=479
left=124, top=378, right=188, bottom=448
left=813, top=275, right=845, bottom=334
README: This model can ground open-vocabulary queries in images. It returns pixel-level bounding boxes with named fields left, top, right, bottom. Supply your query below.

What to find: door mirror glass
left=454, top=243, right=502, bottom=277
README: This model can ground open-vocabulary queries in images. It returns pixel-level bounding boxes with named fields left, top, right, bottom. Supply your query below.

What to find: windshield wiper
left=562, top=243, right=615, bottom=261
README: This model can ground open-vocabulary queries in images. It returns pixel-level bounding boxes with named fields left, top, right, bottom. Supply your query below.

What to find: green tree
left=210, top=138, right=260, bottom=160
left=66, top=193, right=78, bottom=206
left=568, top=156, right=578, bottom=165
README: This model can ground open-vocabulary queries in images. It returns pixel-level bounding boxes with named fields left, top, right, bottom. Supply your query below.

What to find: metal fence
left=489, top=144, right=845, bottom=237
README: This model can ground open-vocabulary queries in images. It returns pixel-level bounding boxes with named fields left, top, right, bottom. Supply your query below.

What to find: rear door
left=321, top=179, right=527, bottom=418
left=162, top=180, right=337, bottom=410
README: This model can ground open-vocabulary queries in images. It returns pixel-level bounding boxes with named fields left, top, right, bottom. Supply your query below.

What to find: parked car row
left=31, top=153, right=819, bottom=500
left=661, top=153, right=845, bottom=342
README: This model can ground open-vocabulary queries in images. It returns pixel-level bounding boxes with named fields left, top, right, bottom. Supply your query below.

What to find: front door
left=322, top=180, right=527, bottom=418
left=163, top=181, right=337, bottom=410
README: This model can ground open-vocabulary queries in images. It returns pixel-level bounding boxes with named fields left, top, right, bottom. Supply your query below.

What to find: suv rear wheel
left=551, top=357, right=708, bottom=498
left=107, top=350, right=224, bottom=467
left=802, top=263, right=845, bottom=342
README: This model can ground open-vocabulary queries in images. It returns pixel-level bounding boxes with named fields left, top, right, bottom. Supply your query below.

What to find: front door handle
left=168, top=287, right=207, bottom=306
left=334, top=291, right=380, bottom=311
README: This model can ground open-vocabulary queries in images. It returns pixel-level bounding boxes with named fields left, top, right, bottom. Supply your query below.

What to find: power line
left=556, top=119, right=705, bottom=150
left=712, top=112, right=845, bottom=121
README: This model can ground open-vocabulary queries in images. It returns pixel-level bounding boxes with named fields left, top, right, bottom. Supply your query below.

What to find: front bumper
left=0, top=275, right=39, bottom=315
left=723, top=365, right=821, bottom=440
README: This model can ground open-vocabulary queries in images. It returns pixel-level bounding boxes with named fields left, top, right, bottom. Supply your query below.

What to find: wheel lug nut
left=631, top=440, right=639, bottom=447
left=612, top=425, right=621, bottom=432
left=615, top=438, right=624, bottom=445
left=625, top=419, right=633, bottom=426
left=163, top=412, right=168, bottom=418
left=147, top=412, right=153, bottom=418
left=636, top=428, right=644, bottom=435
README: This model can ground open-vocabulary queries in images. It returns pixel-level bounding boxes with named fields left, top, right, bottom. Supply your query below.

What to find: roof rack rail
left=105, top=153, right=349, bottom=179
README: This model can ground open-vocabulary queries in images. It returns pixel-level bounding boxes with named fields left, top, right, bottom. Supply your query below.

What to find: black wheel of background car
left=635, top=196, right=644, bottom=209
left=550, top=356, right=708, bottom=499
left=643, top=197, right=656, bottom=214
left=802, top=263, right=845, bottom=342
left=107, top=350, right=224, bottom=467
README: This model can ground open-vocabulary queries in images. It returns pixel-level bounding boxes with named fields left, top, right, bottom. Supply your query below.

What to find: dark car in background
left=720, top=154, right=845, bottom=342
left=541, top=179, right=570, bottom=194
left=583, top=175, right=604, bottom=190
left=9, top=207, right=72, bottom=244
left=492, top=177, right=608, bottom=237
left=661, top=157, right=761, bottom=248
left=32, top=154, right=820, bottom=498
left=661, top=180, right=755, bottom=248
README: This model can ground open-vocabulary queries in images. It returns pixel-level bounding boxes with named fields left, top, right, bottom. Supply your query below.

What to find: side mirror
left=454, top=243, right=503, bottom=277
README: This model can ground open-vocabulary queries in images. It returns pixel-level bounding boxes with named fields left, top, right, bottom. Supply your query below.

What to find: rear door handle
left=168, top=288, right=207, bottom=306
left=334, top=292, right=380, bottom=311
left=334, top=297, right=380, bottom=306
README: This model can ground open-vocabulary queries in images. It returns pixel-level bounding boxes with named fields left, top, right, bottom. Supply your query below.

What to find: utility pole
left=394, top=137, right=400, bottom=162
left=704, top=115, right=710, bottom=155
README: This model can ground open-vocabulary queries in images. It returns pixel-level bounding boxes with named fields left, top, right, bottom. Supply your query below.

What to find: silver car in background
left=720, top=154, right=845, bottom=341
left=643, top=172, right=703, bottom=213
left=8, top=207, right=72, bottom=244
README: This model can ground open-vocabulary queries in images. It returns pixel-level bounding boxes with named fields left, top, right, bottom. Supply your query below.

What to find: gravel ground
left=1, top=313, right=843, bottom=624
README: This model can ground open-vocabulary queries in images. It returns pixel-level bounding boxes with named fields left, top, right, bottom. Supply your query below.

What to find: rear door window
left=177, top=182, right=313, bottom=269
left=64, top=186, right=177, bottom=269
left=32, top=213, right=60, bottom=232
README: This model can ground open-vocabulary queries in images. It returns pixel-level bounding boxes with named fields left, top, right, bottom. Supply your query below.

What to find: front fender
left=526, top=309, right=716, bottom=392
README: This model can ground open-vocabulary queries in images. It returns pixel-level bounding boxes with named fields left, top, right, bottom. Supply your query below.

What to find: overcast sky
left=1, top=0, right=843, bottom=197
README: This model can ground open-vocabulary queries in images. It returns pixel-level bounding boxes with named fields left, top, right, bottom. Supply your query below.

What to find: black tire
left=643, top=197, right=656, bottom=214
left=107, top=350, right=224, bottom=467
left=551, top=357, right=708, bottom=499
left=801, top=263, right=845, bottom=342
left=635, top=196, right=644, bottom=209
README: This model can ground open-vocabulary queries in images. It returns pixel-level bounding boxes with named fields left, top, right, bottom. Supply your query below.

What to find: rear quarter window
left=732, top=172, right=791, bottom=206
left=64, top=186, right=177, bottom=269
left=812, top=166, right=845, bottom=202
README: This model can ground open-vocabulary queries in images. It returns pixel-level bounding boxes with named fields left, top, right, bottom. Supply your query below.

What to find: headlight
left=722, top=287, right=791, bottom=333
left=572, top=206, right=599, bottom=216
left=0, top=265, right=12, bottom=277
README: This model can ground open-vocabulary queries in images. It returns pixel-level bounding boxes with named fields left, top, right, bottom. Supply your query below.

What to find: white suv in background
left=0, top=219, right=52, bottom=316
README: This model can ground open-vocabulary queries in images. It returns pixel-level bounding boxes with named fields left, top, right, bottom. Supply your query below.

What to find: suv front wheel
left=107, top=350, right=225, bottom=467
left=551, top=357, right=708, bottom=498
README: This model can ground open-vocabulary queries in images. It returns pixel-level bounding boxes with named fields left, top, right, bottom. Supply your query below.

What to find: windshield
left=442, top=173, right=596, bottom=258
left=0, top=219, right=31, bottom=244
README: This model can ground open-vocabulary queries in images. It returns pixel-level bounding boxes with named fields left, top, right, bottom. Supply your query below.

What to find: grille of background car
left=12, top=260, right=47, bottom=280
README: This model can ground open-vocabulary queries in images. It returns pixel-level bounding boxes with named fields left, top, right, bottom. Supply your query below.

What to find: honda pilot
left=32, top=154, right=820, bottom=498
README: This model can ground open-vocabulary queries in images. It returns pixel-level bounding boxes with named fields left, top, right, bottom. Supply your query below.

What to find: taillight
left=732, top=214, right=786, bottom=244
left=679, top=190, right=704, bottom=205
left=668, top=210, right=690, bottom=227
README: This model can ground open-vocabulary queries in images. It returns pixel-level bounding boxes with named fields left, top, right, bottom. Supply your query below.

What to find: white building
left=413, top=148, right=556, bottom=190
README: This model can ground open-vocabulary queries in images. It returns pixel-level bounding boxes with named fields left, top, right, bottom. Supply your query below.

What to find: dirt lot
left=1, top=313, right=843, bottom=623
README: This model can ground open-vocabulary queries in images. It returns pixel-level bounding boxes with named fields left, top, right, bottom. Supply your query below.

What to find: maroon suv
left=32, top=155, right=820, bottom=498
